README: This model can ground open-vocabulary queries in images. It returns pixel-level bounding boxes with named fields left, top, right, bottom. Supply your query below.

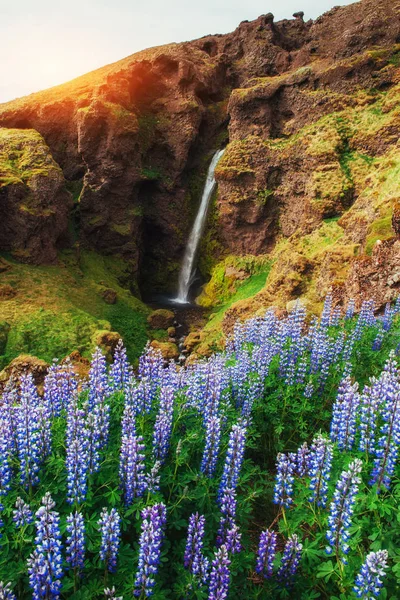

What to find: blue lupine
left=273, top=452, right=296, bottom=507
left=66, top=511, right=85, bottom=571
left=359, top=378, right=382, bottom=455
left=201, top=415, right=222, bottom=478
left=13, top=497, right=33, bottom=528
left=0, top=582, right=16, bottom=599
left=295, top=442, right=310, bottom=477
left=153, top=385, right=174, bottom=463
left=184, top=513, right=209, bottom=584
left=370, top=367, right=400, bottom=491
left=353, top=550, right=389, bottom=600
left=0, top=410, right=13, bottom=496
left=217, top=488, right=238, bottom=550
left=255, top=530, right=277, bottom=579
left=27, top=493, right=63, bottom=599
left=330, top=377, right=360, bottom=451
left=104, top=587, right=123, bottom=600
left=277, top=534, right=303, bottom=585
left=320, top=294, right=333, bottom=328
left=144, top=461, right=161, bottom=494
left=119, top=432, right=146, bottom=504
left=372, top=329, right=385, bottom=351
left=138, top=344, right=164, bottom=410
left=88, top=348, right=110, bottom=448
left=208, top=545, right=231, bottom=600
left=17, top=374, right=41, bottom=489
left=98, top=508, right=121, bottom=573
left=345, top=299, right=355, bottom=320
left=109, top=339, right=131, bottom=393
left=225, top=524, right=242, bottom=555
left=85, top=410, right=101, bottom=474
left=37, top=394, right=52, bottom=460
left=134, top=503, right=167, bottom=597
left=218, top=422, right=247, bottom=502
left=66, top=395, right=89, bottom=504
left=309, top=435, right=333, bottom=507
left=326, top=459, right=363, bottom=560
left=44, top=361, right=63, bottom=417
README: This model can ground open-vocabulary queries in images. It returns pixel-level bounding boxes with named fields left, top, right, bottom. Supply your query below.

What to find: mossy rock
left=150, top=340, right=179, bottom=361
left=0, top=322, right=10, bottom=355
left=92, top=330, right=121, bottom=361
left=147, top=309, right=175, bottom=330
left=0, top=353, right=49, bottom=391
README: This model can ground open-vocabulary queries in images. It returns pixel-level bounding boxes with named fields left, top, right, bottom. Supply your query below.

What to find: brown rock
left=100, top=288, right=118, bottom=305
left=0, top=258, right=11, bottom=273
left=184, top=331, right=203, bottom=353
left=150, top=340, right=179, bottom=361
left=0, top=354, right=49, bottom=392
left=147, top=309, right=175, bottom=330
left=167, top=326, right=176, bottom=337
left=0, top=284, right=16, bottom=299
left=92, top=330, right=121, bottom=361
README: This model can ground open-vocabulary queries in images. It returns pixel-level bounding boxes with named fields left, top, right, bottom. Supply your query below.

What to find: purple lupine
left=85, top=411, right=101, bottom=475
left=295, top=443, right=310, bottom=477
left=370, top=367, right=400, bottom=491
left=134, top=503, right=167, bottom=597
left=320, top=295, right=333, bottom=328
left=330, top=377, right=360, bottom=451
left=326, top=459, right=363, bottom=560
left=109, top=339, right=131, bottom=393
left=241, top=374, right=263, bottom=421
left=98, top=508, right=121, bottom=573
left=0, top=406, right=13, bottom=496
left=0, top=582, right=16, bottom=599
left=104, top=587, right=123, bottom=600
left=345, top=299, right=355, bottom=320
left=144, top=461, right=161, bottom=494
left=201, top=415, right=222, bottom=478
left=66, top=511, right=85, bottom=571
left=372, top=329, right=385, bottom=351
left=218, top=422, right=247, bottom=502
left=138, top=344, right=163, bottom=410
left=66, top=395, right=89, bottom=505
left=17, top=374, right=41, bottom=489
left=277, top=534, right=303, bottom=586
left=273, top=452, right=296, bottom=507
left=225, top=524, right=242, bottom=555
left=13, top=497, right=33, bottom=528
left=184, top=513, right=209, bottom=584
left=119, top=432, right=146, bottom=505
left=153, top=385, right=174, bottom=464
left=255, top=530, right=277, bottom=579
left=37, top=394, right=52, bottom=460
left=308, top=435, right=333, bottom=507
left=44, top=361, right=63, bottom=417
left=359, top=378, right=382, bottom=455
left=88, top=348, right=110, bottom=447
left=208, top=545, right=231, bottom=600
left=353, top=550, right=389, bottom=599
left=27, top=493, right=63, bottom=599
left=217, top=488, right=238, bottom=550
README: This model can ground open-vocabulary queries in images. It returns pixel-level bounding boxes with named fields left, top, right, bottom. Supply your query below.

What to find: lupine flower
left=104, top=587, right=123, bottom=600
left=359, top=379, right=382, bottom=455
left=153, top=385, right=174, bottom=463
left=225, top=524, right=242, bottom=555
left=88, top=348, right=110, bottom=447
left=0, top=582, right=16, bottom=599
left=218, top=422, right=247, bottom=502
left=345, top=299, right=355, bottom=320
left=372, top=329, right=385, bottom=351
left=255, top=530, right=277, bottom=579
left=296, top=443, right=310, bottom=477
left=17, top=374, right=41, bottom=489
left=309, top=435, right=333, bottom=507
left=0, top=414, right=12, bottom=497
left=217, top=488, right=238, bottom=549
left=109, top=339, right=131, bottom=393
left=273, top=452, right=296, bottom=507
left=144, top=461, right=161, bottom=494
left=201, top=415, right=222, bottom=478
left=98, top=508, right=121, bottom=573
left=370, top=366, right=400, bottom=491
left=85, top=411, right=101, bottom=475
left=330, top=377, right=360, bottom=451
left=27, top=493, right=63, bottom=599
left=208, top=545, right=231, bottom=600
left=277, top=534, right=303, bottom=585
left=119, top=432, right=146, bottom=504
left=326, top=459, right=363, bottom=560
left=13, top=497, right=33, bottom=528
left=66, top=395, right=89, bottom=504
left=184, top=513, right=209, bottom=584
left=66, top=511, right=85, bottom=571
left=134, top=503, right=167, bottom=597
left=353, top=550, right=389, bottom=599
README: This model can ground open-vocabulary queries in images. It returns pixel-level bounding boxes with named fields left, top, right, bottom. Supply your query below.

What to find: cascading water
left=174, top=148, right=225, bottom=304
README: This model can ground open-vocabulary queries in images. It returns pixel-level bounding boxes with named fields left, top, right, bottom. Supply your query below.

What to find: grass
left=0, top=250, right=150, bottom=368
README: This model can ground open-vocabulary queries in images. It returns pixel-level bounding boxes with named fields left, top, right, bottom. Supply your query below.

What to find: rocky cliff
left=1, top=0, right=400, bottom=353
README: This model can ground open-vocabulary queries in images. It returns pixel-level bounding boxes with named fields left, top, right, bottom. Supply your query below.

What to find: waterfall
left=174, top=148, right=225, bottom=304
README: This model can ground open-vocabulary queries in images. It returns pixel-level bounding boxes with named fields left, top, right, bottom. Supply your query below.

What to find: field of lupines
left=0, top=296, right=400, bottom=599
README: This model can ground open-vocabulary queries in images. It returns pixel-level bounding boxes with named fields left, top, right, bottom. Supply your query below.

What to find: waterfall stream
left=174, top=148, right=225, bottom=304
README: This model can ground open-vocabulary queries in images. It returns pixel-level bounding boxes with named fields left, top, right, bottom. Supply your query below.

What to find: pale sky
left=0, top=0, right=356, bottom=104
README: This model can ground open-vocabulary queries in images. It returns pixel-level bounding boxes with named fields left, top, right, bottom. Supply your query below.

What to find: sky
left=0, top=0, right=356, bottom=104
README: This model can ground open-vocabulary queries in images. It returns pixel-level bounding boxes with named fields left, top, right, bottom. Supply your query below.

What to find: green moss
left=0, top=250, right=150, bottom=366
left=365, top=214, right=394, bottom=255
left=66, top=179, right=83, bottom=204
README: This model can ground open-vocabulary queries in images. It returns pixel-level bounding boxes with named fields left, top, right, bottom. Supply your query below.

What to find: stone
left=0, top=354, right=49, bottom=392
left=167, top=326, right=176, bottom=337
left=184, top=331, right=203, bottom=353
left=293, top=11, right=305, bottom=20
left=147, top=309, right=175, bottom=330
left=100, top=288, right=118, bottom=305
left=0, top=285, right=16, bottom=299
left=92, top=330, right=121, bottom=361
left=150, top=340, right=179, bottom=361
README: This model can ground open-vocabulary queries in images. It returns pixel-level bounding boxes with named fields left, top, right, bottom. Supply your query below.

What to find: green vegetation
left=0, top=251, right=150, bottom=368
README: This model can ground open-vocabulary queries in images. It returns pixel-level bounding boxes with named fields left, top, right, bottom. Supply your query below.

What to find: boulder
left=0, top=284, right=16, bottom=299
left=100, top=288, right=118, bottom=305
left=150, top=340, right=179, bottom=361
left=147, top=309, right=175, bottom=330
left=184, top=331, right=204, bottom=353
left=92, top=330, right=121, bottom=361
left=0, top=354, right=49, bottom=392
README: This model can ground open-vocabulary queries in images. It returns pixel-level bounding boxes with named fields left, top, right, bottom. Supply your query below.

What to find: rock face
left=0, top=0, right=399, bottom=310
left=0, top=128, right=72, bottom=263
